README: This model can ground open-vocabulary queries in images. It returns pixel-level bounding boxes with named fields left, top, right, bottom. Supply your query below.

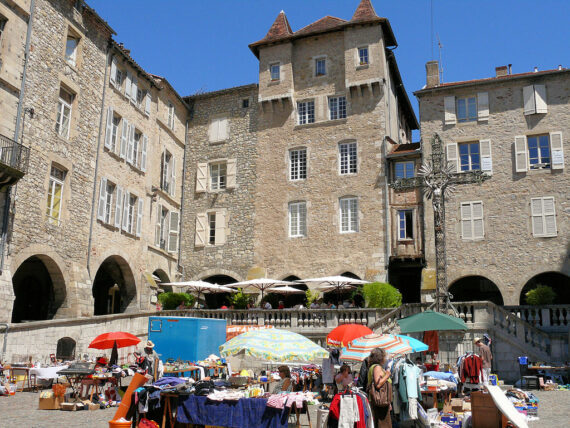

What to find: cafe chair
left=518, top=362, right=539, bottom=390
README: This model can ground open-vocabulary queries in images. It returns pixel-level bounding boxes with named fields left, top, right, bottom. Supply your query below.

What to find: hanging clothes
left=423, top=330, right=439, bottom=355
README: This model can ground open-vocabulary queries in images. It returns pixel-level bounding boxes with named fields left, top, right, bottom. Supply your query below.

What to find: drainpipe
left=0, top=0, right=35, bottom=274
left=383, top=137, right=392, bottom=283
left=86, top=44, right=111, bottom=279
left=177, top=118, right=190, bottom=281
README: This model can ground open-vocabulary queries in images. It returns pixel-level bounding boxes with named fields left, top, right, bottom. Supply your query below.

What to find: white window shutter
left=514, top=136, right=528, bottom=172
left=110, top=57, right=117, bottom=85
left=141, top=134, right=148, bottom=172
left=170, top=157, right=176, bottom=197
left=226, top=159, right=236, bottom=189
left=479, top=139, right=493, bottom=174
left=444, top=96, right=456, bottom=125
left=523, top=85, right=536, bottom=115
left=122, top=191, right=130, bottom=231
left=145, top=92, right=151, bottom=115
left=125, top=72, right=132, bottom=98
left=219, top=118, right=229, bottom=140
left=531, top=198, right=544, bottom=236
left=549, top=131, right=564, bottom=170
left=208, top=119, right=218, bottom=142
left=446, top=143, right=459, bottom=172
left=196, top=162, right=208, bottom=193
left=461, top=203, right=472, bottom=239
left=534, top=84, right=547, bottom=114
left=215, top=211, right=226, bottom=245
left=126, top=125, right=134, bottom=164
left=131, top=78, right=138, bottom=102
left=97, top=178, right=107, bottom=221
left=136, top=198, right=143, bottom=237
left=168, top=211, right=180, bottom=253
left=104, top=107, right=113, bottom=149
left=154, top=203, right=162, bottom=247
left=477, top=92, right=489, bottom=121
left=114, top=186, right=123, bottom=228
left=543, top=197, right=556, bottom=236
left=120, top=119, right=128, bottom=159
left=472, top=202, right=484, bottom=239
left=195, top=213, right=207, bottom=247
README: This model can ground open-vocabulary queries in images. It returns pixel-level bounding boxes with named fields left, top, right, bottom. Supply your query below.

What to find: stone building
left=415, top=62, right=570, bottom=305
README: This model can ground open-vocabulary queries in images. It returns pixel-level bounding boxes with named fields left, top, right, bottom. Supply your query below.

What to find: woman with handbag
left=367, top=348, right=392, bottom=428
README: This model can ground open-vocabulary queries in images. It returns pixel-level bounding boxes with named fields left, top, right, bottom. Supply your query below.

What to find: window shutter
left=120, top=119, right=128, bottom=159
left=531, top=198, right=544, bottom=236
left=195, top=213, right=207, bottom=247
left=226, top=159, right=236, bottom=189
left=125, top=72, right=132, bottom=98
left=168, top=211, right=179, bottom=253
left=219, top=118, right=229, bottom=140
left=131, top=78, right=138, bottom=102
left=215, top=211, right=226, bottom=245
left=479, top=139, right=493, bottom=174
left=446, top=143, right=459, bottom=172
left=136, top=198, right=143, bottom=237
left=141, top=134, right=148, bottom=172
left=114, top=186, right=123, bottom=228
left=196, top=162, right=208, bottom=193
left=110, top=57, right=117, bottom=85
left=549, top=131, right=564, bottom=170
left=460, top=203, right=472, bottom=239
left=208, top=120, right=218, bottom=142
left=534, top=84, right=547, bottom=113
left=170, top=157, right=176, bottom=197
left=97, top=177, right=107, bottom=221
left=145, top=92, right=151, bottom=115
left=122, top=191, right=130, bottom=231
left=543, top=197, right=556, bottom=236
left=477, top=92, right=489, bottom=121
left=444, top=96, right=456, bottom=125
left=154, top=203, right=162, bottom=246
left=126, top=124, right=134, bottom=164
left=523, top=85, right=536, bottom=115
left=514, top=136, right=528, bottom=172
left=104, top=107, right=113, bottom=149
left=472, top=202, right=484, bottom=239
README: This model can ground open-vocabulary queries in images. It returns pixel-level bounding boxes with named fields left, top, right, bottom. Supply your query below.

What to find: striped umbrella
left=340, top=333, right=428, bottom=362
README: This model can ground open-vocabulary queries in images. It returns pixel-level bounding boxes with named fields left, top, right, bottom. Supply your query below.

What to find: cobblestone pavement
left=1, top=389, right=568, bottom=427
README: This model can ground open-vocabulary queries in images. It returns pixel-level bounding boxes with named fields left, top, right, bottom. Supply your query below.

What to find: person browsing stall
left=474, top=337, right=492, bottom=385
left=272, top=365, right=293, bottom=393
left=143, top=340, right=163, bottom=380
left=335, top=364, right=353, bottom=391
left=368, top=348, right=392, bottom=428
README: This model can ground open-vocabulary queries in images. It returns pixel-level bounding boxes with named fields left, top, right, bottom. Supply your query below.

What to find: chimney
left=534, top=67, right=539, bottom=72
left=426, top=61, right=440, bottom=87
left=495, top=65, right=508, bottom=77
left=559, top=65, right=563, bottom=70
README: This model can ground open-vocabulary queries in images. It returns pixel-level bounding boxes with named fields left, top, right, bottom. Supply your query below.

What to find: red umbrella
left=326, top=324, right=372, bottom=348
left=88, top=332, right=141, bottom=350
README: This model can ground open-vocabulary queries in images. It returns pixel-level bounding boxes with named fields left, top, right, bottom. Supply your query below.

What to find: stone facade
left=416, top=65, right=570, bottom=305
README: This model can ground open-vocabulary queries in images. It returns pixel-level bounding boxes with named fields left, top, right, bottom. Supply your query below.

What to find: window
left=46, top=165, right=66, bottom=225
left=270, top=63, right=280, bottom=81
left=297, top=101, right=315, bottom=125
left=161, top=150, right=176, bottom=196
left=394, top=161, right=415, bottom=179
left=531, top=197, right=556, bottom=237
left=167, top=102, right=175, bottom=130
left=158, top=206, right=169, bottom=249
left=65, top=34, right=79, bottom=66
left=289, top=202, right=307, bottom=238
left=126, top=126, right=147, bottom=171
left=210, top=162, right=227, bottom=191
left=136, top=88, right=144, bottom=106
left=460, top=201, right=484, bottom=240
left=122, top=193, right=137, bottom=235
left=459, top=142, right=481, bottom=171
left=195, top=211, right=226, bottom=247
left=315, top=58, right=326, bottom=76
left=209, top=117, right=229, bottom=142
left=456, top=96, right=477, bottom=123
left=340, top=197, right=358, bottom=233
left=515, top=132, right=564, bottom=172
left=110, top=115, right=120, bottom=151
left=289, top=148, right=307, bottom=181
left=110, top=57, right=123, bottom=88
left=242, top=98, right=249, bottom=108
left=329, top=96, right=347, bottom=120
left=358, top=47, right=369, bottom=65
left=0, top=17, right=6, bottom=42
left=527, top=135, right=550, bottom=169
left=56, top=87, right=73, bottom=138
left=523, top=84, right=547, bottom=115
left=103, top=181, right=115, bottom=224
left=397, top=210, right=413, bottom=240
left=208, top=212, right=216, bottom=245
left=104, top=107, right=121, bottom=152
left=97, top=177, right=117, bottom=225
left=339, top=142, right=357, bottom=175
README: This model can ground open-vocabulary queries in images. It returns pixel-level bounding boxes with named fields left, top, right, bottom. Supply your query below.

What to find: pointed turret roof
left=351, top=0, right=378, bottom=21
left=263, top=10, right=293, bottom=41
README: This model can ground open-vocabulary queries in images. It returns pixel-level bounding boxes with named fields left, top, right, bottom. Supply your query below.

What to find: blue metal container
left=148, top=316, right=227, bottom=362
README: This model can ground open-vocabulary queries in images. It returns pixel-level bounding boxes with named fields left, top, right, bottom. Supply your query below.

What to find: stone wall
left=417, top=70, right=570, bottom=304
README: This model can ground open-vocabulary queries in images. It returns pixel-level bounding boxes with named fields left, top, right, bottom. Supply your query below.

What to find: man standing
left=474, top=337, right=492, bottom=385
left=143, top=340, right=163, bottom=381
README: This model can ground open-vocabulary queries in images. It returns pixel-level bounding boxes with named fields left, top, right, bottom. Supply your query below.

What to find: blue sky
left=89, top=0, right=570, bottom=122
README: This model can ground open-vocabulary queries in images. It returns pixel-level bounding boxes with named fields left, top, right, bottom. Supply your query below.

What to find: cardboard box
left=450, top=398, right=464, bottom=412
left=38, top=391, right=64, bottom=410
left=60, top=402, right=78, bottom=411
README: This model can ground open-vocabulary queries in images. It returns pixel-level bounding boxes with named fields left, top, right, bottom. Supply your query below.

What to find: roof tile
left=352, top=0, right=378, bottom=21
left=295, top=16, right=347, bottom=36
left=262, top=10, right=293, bottom=42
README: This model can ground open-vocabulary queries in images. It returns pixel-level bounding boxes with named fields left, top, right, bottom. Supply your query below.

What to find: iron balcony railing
left=0, top=134, right=30, bottom=175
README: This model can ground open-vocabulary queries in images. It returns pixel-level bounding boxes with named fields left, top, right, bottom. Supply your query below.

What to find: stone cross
left=391, top=134, right=490, bottom=313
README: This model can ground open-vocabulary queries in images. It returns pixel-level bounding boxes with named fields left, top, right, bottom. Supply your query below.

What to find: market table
left=163, top=367, right=201, bottom=380
left=527, top=365, right=570, bottom=383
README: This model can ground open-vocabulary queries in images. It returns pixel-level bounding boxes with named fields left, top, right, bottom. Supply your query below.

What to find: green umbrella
left=397, top=310, right=467, bottom=333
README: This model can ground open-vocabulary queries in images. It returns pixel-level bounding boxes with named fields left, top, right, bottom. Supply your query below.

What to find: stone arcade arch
left=203, top=274, right=238, bottom=309
left=11, top=255, right=66, bottom=323
left=448, top=275, right=504, bottom=306
left=92, top=256, right=136, bottom=315
left=519, top=271, right=570, bottom=305
left=281, top=275, right=306, bottom=307
left=323, top=271, right=363, bottom=306
left=153, top=269, right=171, bottom=292
left=56, top=337, right=76, bottom=361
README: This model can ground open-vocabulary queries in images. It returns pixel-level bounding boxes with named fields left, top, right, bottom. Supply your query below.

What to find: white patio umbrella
left=228, top=278, right=295, bottom=300
left=296, top=275, right=370, bottom=304
left=160, top=280, right=234, bottom=306
left=266, top=285, right=306, bottom=295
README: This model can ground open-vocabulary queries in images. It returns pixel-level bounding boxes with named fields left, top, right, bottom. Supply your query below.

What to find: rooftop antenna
left=437, top=33, right=444, bottom=83
left=430, top=0, right=434, bottom=59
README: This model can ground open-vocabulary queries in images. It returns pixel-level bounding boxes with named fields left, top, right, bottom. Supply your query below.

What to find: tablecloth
left=29, top=365, right=69, bottom=380
left=177, top=395, right=289, bottom=428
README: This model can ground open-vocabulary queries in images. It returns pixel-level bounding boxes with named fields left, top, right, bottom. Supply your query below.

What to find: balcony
left=0, top=134, right=30, bottom=186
